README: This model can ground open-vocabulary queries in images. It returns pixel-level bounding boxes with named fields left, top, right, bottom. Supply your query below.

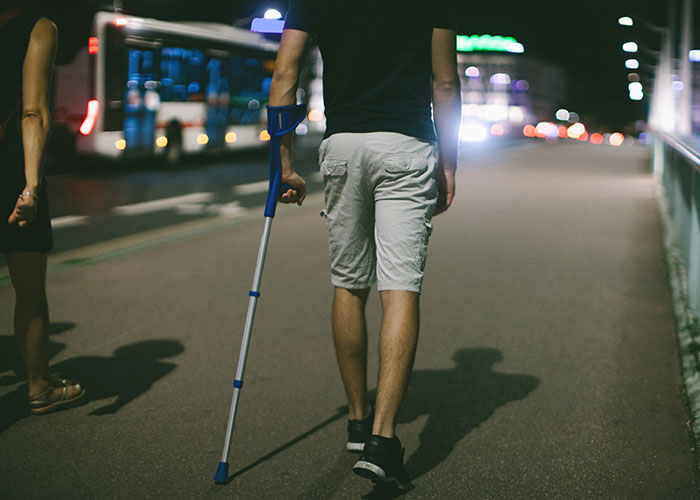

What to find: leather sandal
left=29, top=378, right=85, bottom=415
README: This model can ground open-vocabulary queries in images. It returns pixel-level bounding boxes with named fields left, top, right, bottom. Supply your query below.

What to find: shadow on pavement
left=296, top=347, right=539, bottom=500
left=0, top=322, right=75, bottom=386
left=400, top=347, right=540, bottom=481
left=222, top=409, right=349, bottom=484
left=0, top=338, right=184, bottom=433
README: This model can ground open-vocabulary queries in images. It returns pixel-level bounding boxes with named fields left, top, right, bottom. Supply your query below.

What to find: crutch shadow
left=0, top=338, right=184, bottom=433
left=221, top=409, right=349, bottom=484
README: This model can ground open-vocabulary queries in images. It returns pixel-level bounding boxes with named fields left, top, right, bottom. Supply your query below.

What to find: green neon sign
left=457, top=35, right=525, bottom=53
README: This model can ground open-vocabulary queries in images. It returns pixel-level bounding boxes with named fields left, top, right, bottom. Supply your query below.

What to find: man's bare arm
left=269, top=28, right=311, bottom=205
left=431, top=28, right=461, bottom=216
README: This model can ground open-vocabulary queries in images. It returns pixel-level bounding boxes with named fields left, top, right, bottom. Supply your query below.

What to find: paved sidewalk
left=0, top=143, right=697, bottom=499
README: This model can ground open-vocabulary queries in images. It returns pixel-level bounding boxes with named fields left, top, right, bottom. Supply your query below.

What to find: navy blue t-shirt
left=285, top=0, right=456, bottom=141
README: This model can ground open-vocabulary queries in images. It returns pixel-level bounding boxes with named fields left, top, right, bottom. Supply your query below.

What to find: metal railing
left=654, top=134, right=700, bottom=315
left=653, top=132, right=700, bottom=449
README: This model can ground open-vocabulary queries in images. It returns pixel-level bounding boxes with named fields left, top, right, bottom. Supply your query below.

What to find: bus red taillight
left=88, top=37, right=99, bottom=55
left=79, top=100, right=99, bottom=135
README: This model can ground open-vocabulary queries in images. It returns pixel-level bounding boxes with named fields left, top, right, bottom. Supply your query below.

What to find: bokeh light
left=308, top=109, right=324, bottom=122
left=567, top=122, right=586, bottom=139
left=590, top=133, right=603, bottom=145
left=555, top=109, right=570, bottom=121
left=623, top=42, right=639, bottom=53
left=465, top=66, right=480, bottom=77
left=610, top=133, right=625, bottom=146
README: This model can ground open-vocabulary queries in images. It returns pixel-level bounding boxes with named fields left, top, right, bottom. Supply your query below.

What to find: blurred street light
left=625, top=59, right=640, bottom=69
left=618, top=17, right=634, bottom=26
left=264, top=9, right=282, bottom=19
left=623, top=42, right=639, bottom=53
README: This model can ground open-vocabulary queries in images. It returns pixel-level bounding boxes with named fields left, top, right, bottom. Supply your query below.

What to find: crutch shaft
left=218, top=217, right=273, bottom=466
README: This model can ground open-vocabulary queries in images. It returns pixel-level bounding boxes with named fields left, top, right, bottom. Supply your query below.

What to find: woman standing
left=0, top=3, right=84, bottom=413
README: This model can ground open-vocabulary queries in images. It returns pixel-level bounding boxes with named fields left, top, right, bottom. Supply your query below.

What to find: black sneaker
left=352, top=435, right=412, bottom=490
left=347, top=407, right=374, bottom=452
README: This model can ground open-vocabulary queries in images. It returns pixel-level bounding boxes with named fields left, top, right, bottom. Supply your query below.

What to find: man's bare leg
left=373, top=290, right=420, bottom=438
left=333, top=287, right=372, bottom=420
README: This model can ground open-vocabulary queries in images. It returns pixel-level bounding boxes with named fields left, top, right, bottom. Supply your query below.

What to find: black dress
left=0, top=9, right=53, bottom=254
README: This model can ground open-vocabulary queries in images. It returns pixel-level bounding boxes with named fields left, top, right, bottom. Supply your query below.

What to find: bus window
left=160, top=47, right=205, bottom=102
left=205, top=57, right=231, bottom=147
left=123, top=48, right=158, bottom=151
left=228, top=53, right=274, bottom=125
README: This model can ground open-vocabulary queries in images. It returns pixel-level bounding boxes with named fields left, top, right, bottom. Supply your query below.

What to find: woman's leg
left=7, top=251, right=83, bottom=408
left=6, top=251, right=52, bottom=397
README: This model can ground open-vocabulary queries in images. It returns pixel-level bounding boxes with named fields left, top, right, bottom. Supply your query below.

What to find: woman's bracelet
left=18, top=191, right=39, bottom=202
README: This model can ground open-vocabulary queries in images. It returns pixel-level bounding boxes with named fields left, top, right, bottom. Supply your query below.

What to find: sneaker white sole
left=346, top=441, right=365, bottom=452
left=353, top=460, right=412, bottom=491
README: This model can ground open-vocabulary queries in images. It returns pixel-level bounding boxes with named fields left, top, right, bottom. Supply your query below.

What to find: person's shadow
left=400, top=347, right=540, bottom=481
left=0, top=322, right=75, bottom=386
left=298, top=347, right=540, bottom=500
left=0, top=338, right=184, bottom=432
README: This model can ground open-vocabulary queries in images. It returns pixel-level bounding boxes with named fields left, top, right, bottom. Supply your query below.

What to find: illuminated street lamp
left=618, top=17, right=634, bottom=26
left=264, top=9, right=282, bottom=19
left=623, top=42, right=639, bottom=53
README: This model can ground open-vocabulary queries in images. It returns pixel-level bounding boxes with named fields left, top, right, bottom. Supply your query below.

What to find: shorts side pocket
left=417, top=217, right=433, bottom=270
left=321, top=159, right=348, bottom=216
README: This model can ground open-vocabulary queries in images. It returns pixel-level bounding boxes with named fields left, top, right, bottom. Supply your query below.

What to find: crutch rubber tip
left=214, top=461, right=229, bottom=484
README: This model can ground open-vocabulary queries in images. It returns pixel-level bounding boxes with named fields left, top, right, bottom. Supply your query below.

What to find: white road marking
left=210, top=201, right=246, bottom=217
left=52, top=215, right=90, bottom=229
left=175, top=201, right=247, bottom=217
left=175, top=203, right=207, bottom=216
left=232, top=180, right=269, bottom=196
left=112, top=192, right=215, bottom=215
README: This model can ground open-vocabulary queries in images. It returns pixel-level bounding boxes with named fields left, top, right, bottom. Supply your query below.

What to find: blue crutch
left=214, top=104, right=307, bottom=484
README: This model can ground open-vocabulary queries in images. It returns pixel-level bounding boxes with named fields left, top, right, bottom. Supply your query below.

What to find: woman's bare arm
left=8, top=17, right=57, bottom=227
left=22, top=17, right=57, bottom=192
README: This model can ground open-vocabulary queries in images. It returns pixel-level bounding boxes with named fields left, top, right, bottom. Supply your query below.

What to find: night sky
left=224, top=0, right=676, bottom=130
left=37, top=0, right=687, bottom=130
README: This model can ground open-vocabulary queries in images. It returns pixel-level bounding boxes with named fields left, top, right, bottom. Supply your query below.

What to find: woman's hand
left=8, top=192, right=38, bottom=227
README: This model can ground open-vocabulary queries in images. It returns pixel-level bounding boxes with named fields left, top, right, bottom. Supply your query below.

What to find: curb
left=655, top=178, right=700, bottom=459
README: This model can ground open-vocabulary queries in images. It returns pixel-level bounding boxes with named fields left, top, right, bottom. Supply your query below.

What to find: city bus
left=52, top=11, right=284, bottom=164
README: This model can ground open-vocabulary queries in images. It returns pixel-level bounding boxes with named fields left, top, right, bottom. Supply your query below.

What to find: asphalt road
left=0, top=141, right=697, bottom=499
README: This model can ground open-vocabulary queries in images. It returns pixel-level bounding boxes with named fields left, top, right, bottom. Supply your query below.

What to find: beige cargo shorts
left=319, top=132, right=438, bottom=293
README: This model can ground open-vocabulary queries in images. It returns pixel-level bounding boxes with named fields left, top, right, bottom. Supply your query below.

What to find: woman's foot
left=29, top=377, right=85, bottom=414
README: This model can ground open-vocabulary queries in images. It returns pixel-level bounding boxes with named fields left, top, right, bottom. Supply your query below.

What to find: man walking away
left=269, top=0, right=461, bottom=490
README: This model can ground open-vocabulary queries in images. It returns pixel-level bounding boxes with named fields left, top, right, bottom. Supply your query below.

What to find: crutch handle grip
left=280, top=183, right=294, bottom=197
left=264, top=104, right=307, bottom=218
